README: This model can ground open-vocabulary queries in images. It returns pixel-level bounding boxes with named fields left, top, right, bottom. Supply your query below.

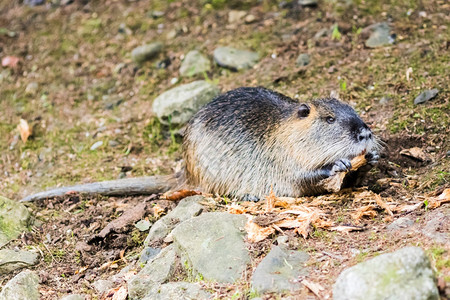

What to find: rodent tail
left=20, top=174, right=179, bottom=202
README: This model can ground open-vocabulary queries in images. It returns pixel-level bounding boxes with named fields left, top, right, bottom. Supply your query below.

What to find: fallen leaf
left=245, top=217, right=275, bottom=243
left=265, top=186, right=276, bottom=212
left=2, top=55, right=19, bottom=68
left=375, top=194, right=393, bottom=216
left=227, top=203, right=247, bottom=214
left=152, top=204, right=165, bottom=218
left=400, top=147, right=431, bottom=162
left=351, top=205, right=377, bottom=223
left=426, top=188, right=450, bottom=209
left=17, top=119, right=32, bottom=143
left=395, top=202, right=423, bottom=213
left=163, top=189, right=200, bottom=201
left=301, top=279, right=324, bottom=298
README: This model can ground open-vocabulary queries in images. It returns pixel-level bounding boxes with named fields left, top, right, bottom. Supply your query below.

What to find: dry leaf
left=1, top=56, right=19, bottom=68
left=395, top=202, right=423, bottom=213
left=400, top=147, right=431, bottom=162
left=163, top=189, right=200, bottom=201
left=152, top=204, right=165, bottom=218
left=245, top=218, right=275, bottom=243
left=352, top=205, right=377, bottom=223
left=227, top=203, right=247, bottom=214
left=301, top=279, right=324, bottom=298
left=265, top=186, right=276, bottom=212
left=375, top=194, right=394, bottom=216
left=17, top=119, right=32, bottom=143
left=426, top=188, right=450, bottom=209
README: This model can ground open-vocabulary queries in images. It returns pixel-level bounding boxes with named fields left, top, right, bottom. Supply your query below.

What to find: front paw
left=329, top=159, right=352, bottom=176
left=365, top=150, right=379, bottom=166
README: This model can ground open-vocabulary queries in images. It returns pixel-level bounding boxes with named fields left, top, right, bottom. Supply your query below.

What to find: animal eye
left=326, top=116, right=335, bottom=124
left=297, top=104, right=310, bottom=118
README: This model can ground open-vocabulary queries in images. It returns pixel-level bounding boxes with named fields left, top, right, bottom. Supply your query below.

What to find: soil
left=0, top=0, right=448, bottom=299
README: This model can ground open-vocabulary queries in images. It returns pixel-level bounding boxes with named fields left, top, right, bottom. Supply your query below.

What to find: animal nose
left=358, top=128, right=372, bottom=142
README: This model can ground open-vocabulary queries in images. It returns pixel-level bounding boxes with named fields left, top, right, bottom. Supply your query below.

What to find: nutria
left=21, top=87, right=379, bottom=202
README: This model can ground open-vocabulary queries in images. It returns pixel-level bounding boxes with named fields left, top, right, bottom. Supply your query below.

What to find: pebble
left=131, top=42, right=163, bottom=64
left=0, top=249, right=40, bottom=274
left=296, top=53, right=310, bottom=66
left=379, top=96, right=391, bottom=105
left=365, top=22, right=395, bottom=48
left=152, top=80, right=220, bottom=125
left=333, top=247, right=439, bottom=300
left=0, top=270, right=40, bottom=300
left=413, top=89, right=439, bottom=105
left=135, top=219, right=151, bottom=232
left=213, top=46, right=259, bottom=71
left=386, top=217, right=414, bottom=231
left=298, top=0, right=318, bottom=6
left=228, top=10, right=247, bottom=23
left=90, top=141, right=103, bottom=151
left=25, top=82, right=38, bottom=95
left=179, top=50, right=211, bottom=77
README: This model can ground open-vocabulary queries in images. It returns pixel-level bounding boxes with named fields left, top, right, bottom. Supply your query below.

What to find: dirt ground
left=0, top=0, right=449, bottom=299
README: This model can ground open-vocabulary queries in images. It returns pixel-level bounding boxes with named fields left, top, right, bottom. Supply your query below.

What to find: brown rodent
left=183, top=87, right=379, bottom=200
left=21, top=87, right=379, bottom=202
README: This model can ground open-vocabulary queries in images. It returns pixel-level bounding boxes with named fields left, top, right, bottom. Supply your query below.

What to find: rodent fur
left=21, top=87, right=379, bottom=202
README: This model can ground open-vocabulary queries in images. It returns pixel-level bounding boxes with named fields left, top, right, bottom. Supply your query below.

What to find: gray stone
left=128, top=244, right=177, bottom=300
left=145, top=196, right=205, bottom=246
left=139, top=247, right=161, bottom=264
left=251, top=246, right=309, bottom=293
left=172, top=212, right=250, bottom=283
left=142, top=282, right=212, bottom=300
left=333, top=247, right=439, bottom=300
left=228, top=10, right=247, bottom=23
left=91, top=279, right=114, bottom=295
left=25, top=82, right=38, bottom=95
left=414, top=89, right=439, bottom=105
left=0, top=249, right=39, bottom=274
left=386, top=217, right=414, bottom=231
left=131, top=42, right=163, bottom=64
left=152, top=81, right=220, bottom=125
left=0, top=270, right=40, bottom=300
left=298, top=0, right=318, bottom=6
left=0, top=196, right=32, bottom=247
left=213, top=47, right=259, bottom=71
left=365, top=22, right=395, bottom=48
left=180, top=50, right=211, bottom=77
left=90, top=141, right=103, bottom=151
left=421, top=211, right=449, bottom=244
left=379, top=96, right=391, bottom=105
left=135, top=219, right=151, bottom=231
left=296, top=53, right=310, bottom=66
left=314, top=28, right=329, bottom=39
left=60, top=295, right=86, bottom=300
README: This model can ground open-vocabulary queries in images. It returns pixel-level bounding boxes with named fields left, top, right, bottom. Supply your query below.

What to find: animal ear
left=297, top=104, right=310, bottom=118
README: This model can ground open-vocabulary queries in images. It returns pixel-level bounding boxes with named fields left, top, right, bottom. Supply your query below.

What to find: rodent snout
left=358, top=128, right=373, bottom=142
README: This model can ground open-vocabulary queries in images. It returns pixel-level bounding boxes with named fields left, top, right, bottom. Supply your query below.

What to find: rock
left=179, top=50, right=211, bottom=77
left=0, top=249, right=39, bottom=274
left=296, top=53, right=310, bottom=66
left=386, top=217, right=414, bottom=231
left=365, top=22, right=395, bottom=48
left=213, top=47, right=259, bottom=71
left=251, top=246, right=309, bottom=293
left=0, top=196, right=32, bottom=247
left=314, top=28, right=329, bottom=39
left=139, top=247, right=161, bottom=264
left=128, top=244, right=177, bottom=300
left=91, top=279, right=114, bottom=295
left=142, top=282, right=212, bottom=300
left=379, top=96, right=391, bottom=105
left=333, top=247, right=439, bottom=300
left=90, top=141, right=103, bottom=151
left=135, top=219, right=151, bottom=231
left=152, top=81, right=220, bottom=125
left=421, top=211, right=449, bottom=245
left=0, top=270, right=40, bottom=300
left=23, top=0, right=45, bottom=6
left=25, top=82, right=38, bottom=95
left=228, top=10, right=247, bottom=23
left=413, top=89, right=439, bottom=105
left=145, top=196, right=204, bottom=245
left=60, top=295, right=86, bottom=300
left=298, top=0, right=318, bottom=6
left=108, top=140, right=119, bottom=148
left=171, top=212, right=250, bottom=283
left=245, top=14, right=256, bottom=24
left=131, top=42, right=163, bottom=64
